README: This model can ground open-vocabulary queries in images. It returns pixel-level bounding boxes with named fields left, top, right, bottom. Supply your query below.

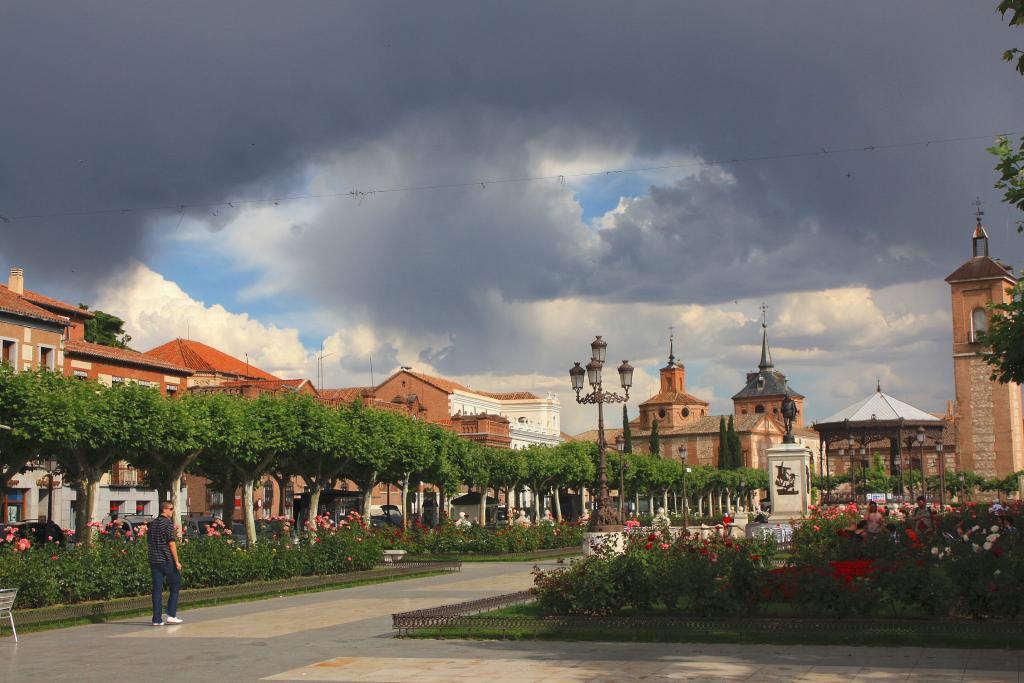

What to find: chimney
left=8, top=267, right=24, bottom=295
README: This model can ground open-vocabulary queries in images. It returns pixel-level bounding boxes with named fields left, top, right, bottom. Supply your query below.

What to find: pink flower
left=4, top=534, right=12, bottom=543
left=16, top=538, right=30, bottom=552
left=346, top=556, right=352, bottom=561
left=659, top=543, right=670, bottom=550
left=50, top=555, right=58, bottom=561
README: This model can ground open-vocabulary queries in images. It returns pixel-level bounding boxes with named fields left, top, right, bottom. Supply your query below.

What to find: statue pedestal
left=583, top=531, right=625, bottom=555
left=766, top=442, right=812, bottom=523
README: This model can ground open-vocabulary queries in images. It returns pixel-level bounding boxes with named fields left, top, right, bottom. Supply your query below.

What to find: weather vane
left=973, top=196, right=984, bottom=223
left=760, top=301, right=768, bottom=328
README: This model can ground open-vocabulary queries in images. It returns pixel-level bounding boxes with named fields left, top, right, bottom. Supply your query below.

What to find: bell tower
left=945, top=203, right=1024, bottom=477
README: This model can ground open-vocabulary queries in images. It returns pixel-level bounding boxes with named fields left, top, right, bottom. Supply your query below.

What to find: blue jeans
left=150, top=561, right=180, bottom=624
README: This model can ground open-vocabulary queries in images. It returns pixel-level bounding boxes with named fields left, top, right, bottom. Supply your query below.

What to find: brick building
left=946, top=216, right=1024, bottom=477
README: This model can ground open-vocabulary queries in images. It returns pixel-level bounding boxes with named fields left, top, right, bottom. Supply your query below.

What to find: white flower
left=931, top=547, right=939, bottom=555
left=991, top=525, right=1000, bottom=533
left=972, top=543, right=981, bottom=552
left=986, top=533, right=1000, bottom=544
left=995, top=570, right=1002, bottom=576
left=971, top=525, right=981, bottom=533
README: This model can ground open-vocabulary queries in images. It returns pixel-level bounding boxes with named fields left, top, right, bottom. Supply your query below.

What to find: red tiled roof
left=0, top=286, right=68, bottom=325
left=217, top=378, right=312, bottom=391
left=20, top=289, right=93, bottom=318
left=144, top=339, right=279, bottom=381
left=404, top=370, right=473, bottom=394
left=320, top=387, right=375, bottom=402
left=401, top=370, right=539, bottom=401
left=639, top=391, right=710, bottom=406
left=945, top=257, right=1015, bottom=283
left=64, top=340, right=191, bottom=374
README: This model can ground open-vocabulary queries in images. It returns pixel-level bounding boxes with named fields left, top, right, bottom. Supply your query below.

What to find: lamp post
left=570, top=336, right=632, bottom=531
left=937, top=442, right=946, bottom=509
left=34, top=457, right=58, bottom=522
left=916, top=426, right=926, bottom=501
left=615, top=435, right=626, bottom=519
left=678, top=445, right=689, bottom=533
left=860, top=446, right=868, bottom=504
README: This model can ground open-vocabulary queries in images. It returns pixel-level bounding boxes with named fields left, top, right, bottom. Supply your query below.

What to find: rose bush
left=0, top=513, right=383, bottom=609
left=532, top=503, right=1024, bottom=619
left=374, top=519, right=584, bottom=554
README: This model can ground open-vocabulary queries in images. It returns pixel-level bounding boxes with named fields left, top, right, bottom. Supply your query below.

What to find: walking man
left=148, top=501, right=182, bottom=626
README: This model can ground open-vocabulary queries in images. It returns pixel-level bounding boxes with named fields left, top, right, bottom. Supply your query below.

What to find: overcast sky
left=2, top=2, right=1023, bottom=434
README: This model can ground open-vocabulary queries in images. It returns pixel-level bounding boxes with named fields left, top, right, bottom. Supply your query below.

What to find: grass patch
left=12, top=569, right=449, bottom=635
left=407, top=602, right=1022, bottom=649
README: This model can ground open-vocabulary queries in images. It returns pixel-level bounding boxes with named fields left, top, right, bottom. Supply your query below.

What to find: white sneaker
left=165, top=616, right=183, bottom=624
left=151, top=621, right=164, bottom=626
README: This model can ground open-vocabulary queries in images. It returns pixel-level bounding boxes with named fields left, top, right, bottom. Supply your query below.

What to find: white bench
left=0, top=588, right=17, bottom=642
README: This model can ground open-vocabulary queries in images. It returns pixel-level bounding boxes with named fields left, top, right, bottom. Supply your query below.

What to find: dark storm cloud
left=2, top=1, right=1022, bottom=323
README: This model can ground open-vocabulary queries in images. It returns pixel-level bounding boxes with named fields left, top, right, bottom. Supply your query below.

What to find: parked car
left=370, top=504, right=403, bottom=528
left=6, top=519, right=65, bottom=545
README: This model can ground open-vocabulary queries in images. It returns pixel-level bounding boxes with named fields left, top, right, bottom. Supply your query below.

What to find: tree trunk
left=170, top=467, right=186, bottom=537
left=553, top=487, right=562, bottom=521
left=361, top=474, right=376, bottom=519
left=578, top=484, right=586, bottom=522
left=400, top=474, right=411, bottom=529
left=662, top=489, right=669, bottom=512
left=221, top=479, right=237, bottom=523
left=533, top=485, right=542, bottom=521
left=308, top=486, right=322, bottom=527
left=73, top=478, right=88, bottom=542
left=477, top=487, right=487, bottom=525
left=83, top=475, right=101, bottom=546
left=242, top=480, right=257, bottom=545
left=437, top=484, right=446, bottom=526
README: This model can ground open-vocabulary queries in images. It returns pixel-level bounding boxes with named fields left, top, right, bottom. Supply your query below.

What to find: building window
left=681, top=407, right=690, bottom=418
left=754, top=405, right=765, bottom=414
left=39, top=345, right=55, bottom=371
left=111, top=377, right=125, bottom=385
left=2, top=489, right=25, bottom=523
left=109, top=500, right=125, bottom=515
left=1, top=339, right=17, bottom=368
left=658, top=408, right=666, bottom=418
left=970, top=307, right=988, bottom=342
left=135, top=501, right=149, bottom=515
left=73, top=370, right=88, bottom=379
left=166, top=385, right=178, bottom=397
left=263, top=481, right=274, bottom=509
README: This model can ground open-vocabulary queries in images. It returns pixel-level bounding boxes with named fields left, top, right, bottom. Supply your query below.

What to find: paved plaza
left=0, top=560, right=1021, bottom=682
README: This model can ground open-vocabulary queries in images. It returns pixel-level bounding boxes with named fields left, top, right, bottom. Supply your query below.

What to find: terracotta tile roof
left=144, top=339, right=279, bottom=381
left=478, top=391, right=539, bottom=400
left=572, top=427, right=624, bottom=444
left=64, top=340, right=191, bottom=374
left=320, top=387, right=375, bottom=402
left=405, top=370, right=473, bottom=394
left=217, top=378, right=313, bottom=392
left=639, top=391, right=710, bottom=407
left=401, top=370, right=540, bottom=402
left=945, top=256, right=1016, bottom=283
left=20, top=289, right=93, bottom=318
left=0, top=286, right=68, bottom=325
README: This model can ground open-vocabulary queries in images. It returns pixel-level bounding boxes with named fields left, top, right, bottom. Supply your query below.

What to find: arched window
left=681, top=407, right=690, bottom=418
left=971, top=307, right=988, bottom=342
left=754, top=404, right=765, bottom=414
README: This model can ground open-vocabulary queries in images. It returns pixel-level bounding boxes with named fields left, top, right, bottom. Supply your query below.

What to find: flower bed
left=0, top=514, right=383, bottom=609
left=532, top=504, right=1024, bottom=620
left=374, top=520, right=585, bottom=554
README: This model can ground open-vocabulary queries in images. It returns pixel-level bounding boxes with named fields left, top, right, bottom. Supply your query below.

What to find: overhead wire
left=2, top=129, right=1018, bottom=224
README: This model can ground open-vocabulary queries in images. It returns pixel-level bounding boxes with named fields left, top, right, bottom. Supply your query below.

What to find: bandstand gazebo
left=814, top=385, right=949, bottom=505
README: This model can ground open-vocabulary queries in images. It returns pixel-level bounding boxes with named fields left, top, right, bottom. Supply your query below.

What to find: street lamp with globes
left=570, top=336, right=633, bottom=531
left=677, top=444, right=690, bottom=534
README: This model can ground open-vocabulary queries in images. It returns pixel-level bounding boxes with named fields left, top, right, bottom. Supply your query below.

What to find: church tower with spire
left=637, top=331, right=709, bottom=433
left=946, top=204, right=1024, bottom=477
left=732, top=307, right=805, bottom=427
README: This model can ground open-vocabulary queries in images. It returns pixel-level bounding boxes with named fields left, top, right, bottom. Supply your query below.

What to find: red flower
left=648, top=533, right=658, bottom=541
left=992, top=546, right=1004, bottom=557
left=644, top=542, right=653, bottom=550
left=905, top=529, right=919, bottom=542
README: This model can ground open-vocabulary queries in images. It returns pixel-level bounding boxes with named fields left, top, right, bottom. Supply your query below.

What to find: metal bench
left=0, top=588, right=17, bottom=642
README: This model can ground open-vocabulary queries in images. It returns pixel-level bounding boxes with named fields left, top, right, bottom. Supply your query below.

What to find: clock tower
left=945, top=209, right=1024, bottom=477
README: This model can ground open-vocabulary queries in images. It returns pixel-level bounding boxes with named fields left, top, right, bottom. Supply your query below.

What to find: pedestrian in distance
left=148, top=500, right=182, bottom=626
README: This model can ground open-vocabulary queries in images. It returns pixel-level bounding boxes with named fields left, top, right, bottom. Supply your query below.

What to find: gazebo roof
left=819, top=390, right=941, bottom=425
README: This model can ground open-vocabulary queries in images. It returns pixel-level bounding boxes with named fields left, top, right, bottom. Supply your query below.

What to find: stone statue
left=454, top=511, right=472, bottom=527
left=652, top=506, right=671, bottom=531
left=540, top=508, right=554, bottom=525
left=515, top=510, right=532, bottom=527
left=781, top=394, right=798, bottom=441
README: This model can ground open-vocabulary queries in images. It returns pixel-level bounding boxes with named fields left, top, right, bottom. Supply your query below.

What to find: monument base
left=766, top=441, right=812, bottom=523
left=583, top=531, right=625, bottom=556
